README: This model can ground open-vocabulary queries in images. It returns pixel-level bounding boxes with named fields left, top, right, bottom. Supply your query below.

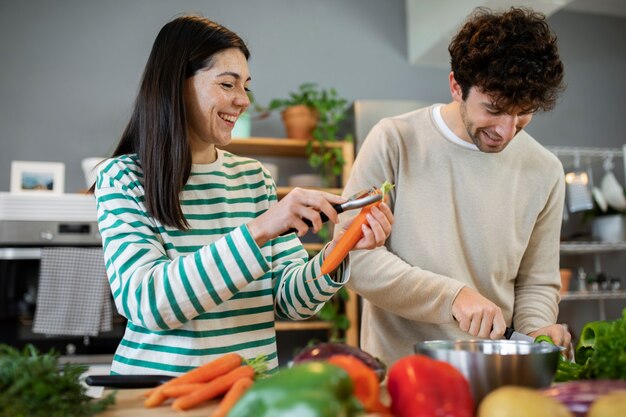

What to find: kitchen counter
left=95, top=389, right=219, bottom=416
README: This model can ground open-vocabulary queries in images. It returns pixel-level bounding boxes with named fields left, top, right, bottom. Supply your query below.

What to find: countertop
left=95, top=389, right=219, bottom=416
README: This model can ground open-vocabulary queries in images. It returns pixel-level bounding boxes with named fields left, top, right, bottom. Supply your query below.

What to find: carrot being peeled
left=320, top=181, right=394, bottom=276
left=209, top=377, right=254, bottom=417
left=171, top=365, right=255, bottom=411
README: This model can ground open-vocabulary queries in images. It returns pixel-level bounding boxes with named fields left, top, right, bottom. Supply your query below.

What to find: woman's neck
left=191, top=144, right=217, bottom=164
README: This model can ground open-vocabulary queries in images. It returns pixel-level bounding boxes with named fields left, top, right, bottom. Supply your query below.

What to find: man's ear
left=449, top=72, right=463, bottom=103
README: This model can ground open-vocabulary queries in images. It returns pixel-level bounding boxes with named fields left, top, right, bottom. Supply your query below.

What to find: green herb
left=0, top=344, right=115, bottom=417
left=581, top=308, right=626, bottom=379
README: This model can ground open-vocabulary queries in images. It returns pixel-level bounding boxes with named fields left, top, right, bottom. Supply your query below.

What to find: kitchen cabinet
left=220, top=138, right=359, bottom=346
left=549, top=146, right=626, bottom=335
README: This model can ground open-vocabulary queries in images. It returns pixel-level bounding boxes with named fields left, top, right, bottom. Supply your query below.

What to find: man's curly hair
left=449, top=7, right=565, bottom=113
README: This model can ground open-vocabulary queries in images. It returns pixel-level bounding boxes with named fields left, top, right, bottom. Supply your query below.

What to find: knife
left=85, top=374, right=174, bottom=388
left=504, top=327, right=535, bottom=343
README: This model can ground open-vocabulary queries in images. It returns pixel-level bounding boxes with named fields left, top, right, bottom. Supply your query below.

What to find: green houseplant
left=266, top=83, right=352, bottom=188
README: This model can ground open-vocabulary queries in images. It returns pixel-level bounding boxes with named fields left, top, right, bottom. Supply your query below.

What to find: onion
left=292, top=342, right=387, bottom=381
left=541, top=380, right=626, bottom=416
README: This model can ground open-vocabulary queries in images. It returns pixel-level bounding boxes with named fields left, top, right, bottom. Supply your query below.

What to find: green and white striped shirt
left=95, top=150, right=349, bottom=374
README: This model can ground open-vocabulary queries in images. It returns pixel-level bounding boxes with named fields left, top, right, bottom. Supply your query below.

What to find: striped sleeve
left=95, top=160, right=271, bottom=331
left=260, top=180, right=351, bottom=320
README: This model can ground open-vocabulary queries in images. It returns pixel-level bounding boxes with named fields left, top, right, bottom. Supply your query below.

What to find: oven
left=0, top=193, right=125, bottom=357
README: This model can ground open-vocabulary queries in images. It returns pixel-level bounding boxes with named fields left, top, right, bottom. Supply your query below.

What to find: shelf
left=561, top=291, right=626, bottom=301
left=275, top=320, right=333, bottom=331
left=547, top=146, right=624, bottom=158
left=276, top=186, right=342, bottom=199
left=560, top=241, right=626, bottom=254
left=222, top=137, right=351, bottom=158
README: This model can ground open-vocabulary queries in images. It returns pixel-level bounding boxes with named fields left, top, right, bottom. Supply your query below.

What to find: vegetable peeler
left=281, top=187, right=383, bottom=235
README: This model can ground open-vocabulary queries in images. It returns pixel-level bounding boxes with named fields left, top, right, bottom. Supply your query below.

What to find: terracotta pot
left=281, top=105, right=318, bottom=139
left=559, top=268, right=572, bottom=294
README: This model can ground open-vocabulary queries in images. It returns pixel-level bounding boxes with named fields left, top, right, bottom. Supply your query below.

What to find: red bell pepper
left=387, top=354, right=474, bottom=417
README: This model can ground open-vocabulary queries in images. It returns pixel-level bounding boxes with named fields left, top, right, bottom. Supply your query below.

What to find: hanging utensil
left=564, top=151, right=594, bottom=213
left=600, top=154, right=626, bottom=211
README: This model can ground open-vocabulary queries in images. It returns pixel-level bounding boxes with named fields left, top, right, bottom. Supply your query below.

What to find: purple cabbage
left=541, top=380, right=626, bottom=416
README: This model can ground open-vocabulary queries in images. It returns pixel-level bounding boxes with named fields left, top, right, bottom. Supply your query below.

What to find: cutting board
left=96, top=389, right=219, bottom=417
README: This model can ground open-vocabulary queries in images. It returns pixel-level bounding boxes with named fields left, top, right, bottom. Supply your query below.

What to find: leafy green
left=581, top=308, right=626, bottom=379
left=0, top=344, right=115, bottom=417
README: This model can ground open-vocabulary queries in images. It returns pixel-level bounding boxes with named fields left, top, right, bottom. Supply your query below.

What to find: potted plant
left=266, top=83, right=353, bottom=187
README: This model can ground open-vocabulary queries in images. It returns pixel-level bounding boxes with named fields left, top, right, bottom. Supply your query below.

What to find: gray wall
left=1, top=0, right=625, bottom=192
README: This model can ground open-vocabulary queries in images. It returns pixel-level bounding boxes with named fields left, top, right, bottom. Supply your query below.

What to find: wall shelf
left=560, top=241, right=626, bottom=254
left=561, top=291, right=626, bottom=301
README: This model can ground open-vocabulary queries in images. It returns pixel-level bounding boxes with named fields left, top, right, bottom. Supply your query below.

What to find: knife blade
left=85, top=374, right=174, bottom=388
left=504, top=327, right=535, bottom=343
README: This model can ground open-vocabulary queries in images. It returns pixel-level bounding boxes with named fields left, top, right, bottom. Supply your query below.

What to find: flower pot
left=559, top=268, right=572, bottom=294
left=281, top=105, right=318, bottom=140
left=591, top=214, right=626, bottom=242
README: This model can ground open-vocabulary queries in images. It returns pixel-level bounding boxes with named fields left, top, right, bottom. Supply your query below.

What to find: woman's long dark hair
left=105, top=15, right=249, bottom=229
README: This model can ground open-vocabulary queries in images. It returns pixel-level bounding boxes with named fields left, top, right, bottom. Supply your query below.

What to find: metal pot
left=414, top=339, right=560, bottom=406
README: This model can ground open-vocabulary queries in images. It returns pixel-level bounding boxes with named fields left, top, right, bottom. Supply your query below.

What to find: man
left=339, top=7, right=571, bottom=366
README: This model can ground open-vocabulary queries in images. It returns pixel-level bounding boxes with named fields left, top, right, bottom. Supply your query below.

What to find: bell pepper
left=387, top=354, right=474, bottom=417
left=227, top=361, right=362, bottom=417
left=575, top=320, right=612, bottom=365
left=326, top=354, right=389, bottom=414
left=534, top=334, right=584, bottom=382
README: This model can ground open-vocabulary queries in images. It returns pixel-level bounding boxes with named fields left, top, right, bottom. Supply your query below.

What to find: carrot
left=320, top=182, right=394, bottom=276
left=171, top=365, right=255, bottom=411
left=162, top=383, right=207, bottom=398
left=143, top=352, right=242, bottom=408
left=143, top=387, right=168, bottom=408
left=209, top=377, right=254, bottom=417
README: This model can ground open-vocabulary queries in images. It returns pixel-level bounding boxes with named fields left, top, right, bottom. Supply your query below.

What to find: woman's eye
left=221, top=83, right=234, bottom=89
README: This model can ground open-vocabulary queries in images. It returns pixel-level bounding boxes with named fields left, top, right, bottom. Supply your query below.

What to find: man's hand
left=529, top=324, right=573, bottom=359
left=452, top=286, right=507, bottom=339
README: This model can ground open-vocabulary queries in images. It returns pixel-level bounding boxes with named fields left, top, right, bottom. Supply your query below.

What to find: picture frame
left=10, top=161, right=65, bottom=194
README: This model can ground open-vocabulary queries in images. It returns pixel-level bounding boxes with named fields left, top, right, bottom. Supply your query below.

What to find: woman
left=94, top=15, right=393, bottom=375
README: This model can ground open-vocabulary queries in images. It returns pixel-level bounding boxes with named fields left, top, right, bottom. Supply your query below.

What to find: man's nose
left=494, top=115, right=518, bottom=140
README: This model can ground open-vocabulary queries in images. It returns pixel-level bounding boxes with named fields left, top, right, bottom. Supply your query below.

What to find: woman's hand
left=247, top=188, right=346, bottom=246
left=325, top=202, right=394, bottom=256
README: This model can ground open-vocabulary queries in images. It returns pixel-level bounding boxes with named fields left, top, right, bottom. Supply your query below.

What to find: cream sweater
left=340, top=105, right=565, bottom=367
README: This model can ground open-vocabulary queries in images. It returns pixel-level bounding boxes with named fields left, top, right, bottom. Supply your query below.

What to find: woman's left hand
left=326, top=202, right=394, bottom=256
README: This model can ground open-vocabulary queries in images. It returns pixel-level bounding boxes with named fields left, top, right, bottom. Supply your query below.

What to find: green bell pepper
left=534, top=335, right=584, bottom=382
left=227, top=362, right=362, bottom=417
left=575, top=320, right=612, bottom=365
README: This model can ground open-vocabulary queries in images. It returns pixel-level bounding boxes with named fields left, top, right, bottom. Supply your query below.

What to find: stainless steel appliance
left=0, top=192, right=124, bottom=356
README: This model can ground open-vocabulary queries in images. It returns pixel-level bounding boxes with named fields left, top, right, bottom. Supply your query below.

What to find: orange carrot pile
left=209, top=376, right=254, bottom=417
left=171, top=365, right=255, bottom=411
left=144, top=352, right=243, bottom=408
left=320, top=181, right=394, bottom=276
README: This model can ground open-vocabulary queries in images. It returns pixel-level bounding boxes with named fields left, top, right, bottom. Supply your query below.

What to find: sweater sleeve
left=95, top=161, right=271, bottom=331
left=261, top=176, right=350, bottom=321
left=337, top=120, right=464, bottom=324
left=512, top=165, right=565, bottom=333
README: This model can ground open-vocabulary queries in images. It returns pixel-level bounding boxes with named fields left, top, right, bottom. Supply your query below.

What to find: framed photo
left=10, top=161, right=65, bottom=194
